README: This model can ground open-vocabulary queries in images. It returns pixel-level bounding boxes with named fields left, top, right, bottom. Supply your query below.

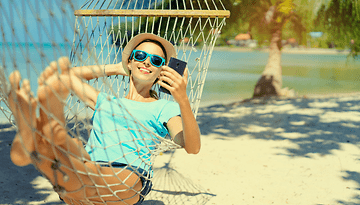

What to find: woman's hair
left=130, top=39, right=168, bottom=100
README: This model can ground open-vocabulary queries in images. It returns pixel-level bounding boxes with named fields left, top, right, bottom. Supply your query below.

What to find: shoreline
left=213, top=46, right=352, bottom=55
left=199, top=91, right=360, bottom=108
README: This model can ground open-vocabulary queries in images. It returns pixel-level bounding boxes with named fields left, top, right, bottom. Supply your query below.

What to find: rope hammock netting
left=0, top=0, right=229, bottom=204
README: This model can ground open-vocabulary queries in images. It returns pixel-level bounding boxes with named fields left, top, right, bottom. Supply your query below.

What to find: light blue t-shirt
left=85, top=92, right=181, bottom=174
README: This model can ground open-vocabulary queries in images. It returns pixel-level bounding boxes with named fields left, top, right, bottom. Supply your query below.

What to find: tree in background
left=223, top=0, right=307, bottom=98
left=315, top=0, right=360, bottom=58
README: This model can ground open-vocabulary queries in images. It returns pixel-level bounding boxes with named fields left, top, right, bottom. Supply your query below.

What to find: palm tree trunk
left=253, top=28, right=283, bottom=98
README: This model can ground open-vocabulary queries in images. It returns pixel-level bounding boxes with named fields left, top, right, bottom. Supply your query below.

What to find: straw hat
left=121, top=33, right=176, bottom=75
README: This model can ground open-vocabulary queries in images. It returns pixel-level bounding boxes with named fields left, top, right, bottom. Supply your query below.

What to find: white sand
left=1, top=93, right=360, bottom=204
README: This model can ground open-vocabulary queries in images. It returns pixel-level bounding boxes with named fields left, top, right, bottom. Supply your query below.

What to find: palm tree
left=251, top=0, right=306, bottom=97
left=222, top=0, right=307, bottom=98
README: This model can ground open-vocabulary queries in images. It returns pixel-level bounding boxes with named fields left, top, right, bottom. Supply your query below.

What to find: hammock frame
left=74, top=9, right=230, bottom=18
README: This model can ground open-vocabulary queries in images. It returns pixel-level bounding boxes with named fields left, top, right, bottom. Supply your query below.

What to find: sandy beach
left=1, top=92, right=360, bottom=205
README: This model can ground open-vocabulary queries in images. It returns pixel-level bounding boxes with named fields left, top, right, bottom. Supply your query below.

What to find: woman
left=7, top=33, right=201, bottom=205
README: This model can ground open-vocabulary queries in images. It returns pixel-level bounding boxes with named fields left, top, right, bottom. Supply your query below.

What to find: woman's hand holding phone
left=158, top=57, right=188, bottom=103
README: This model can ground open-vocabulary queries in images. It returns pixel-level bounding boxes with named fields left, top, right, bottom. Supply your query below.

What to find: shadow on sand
left=0, top=125, right=65, bottom=205
left=145, top=150, right=215, bottom=205
left=197, top=94, right=360, bottom=204
left=337, top=170, right=360, bottom=205
left=198, top=96, right=360, bottom=157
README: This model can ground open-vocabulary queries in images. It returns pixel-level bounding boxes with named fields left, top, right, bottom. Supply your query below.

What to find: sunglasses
left=130, top=50, right=166, bottom=67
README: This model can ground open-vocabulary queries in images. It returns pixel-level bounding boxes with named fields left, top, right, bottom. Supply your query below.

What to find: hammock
left=0, top=0, right=229, bottom=204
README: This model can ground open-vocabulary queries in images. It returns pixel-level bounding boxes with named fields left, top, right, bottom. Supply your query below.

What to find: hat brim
left=121, top=33, right=176, bottom=75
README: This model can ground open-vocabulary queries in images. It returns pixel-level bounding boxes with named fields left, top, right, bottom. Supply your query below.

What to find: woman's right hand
left=158, top=66, right=188, bottom=105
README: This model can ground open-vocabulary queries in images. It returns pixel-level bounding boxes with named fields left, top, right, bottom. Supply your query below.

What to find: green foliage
left=219, top=0, right=308, bottom=46
left=278, top=0, right=295, bottom=15
left=315, top=0, right=360, bottom=57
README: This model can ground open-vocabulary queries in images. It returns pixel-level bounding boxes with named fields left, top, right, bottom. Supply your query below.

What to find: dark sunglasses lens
left=151, top=56, right=163, bottom=67
left=134, top=51, right=147, bottom=61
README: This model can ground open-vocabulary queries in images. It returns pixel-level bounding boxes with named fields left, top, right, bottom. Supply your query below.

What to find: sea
left=205, top=49, right=360, bottom=102
left=1, top=43, right=360, bottom=121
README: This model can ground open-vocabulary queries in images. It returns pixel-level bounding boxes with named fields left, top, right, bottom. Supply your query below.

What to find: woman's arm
left=158, top=66, right=201, bottom=154
left=167, top=104, right=201, bottom=154
left=71, top=63, right=127, bottom=81
left=62, top=73, right=99, bottom=110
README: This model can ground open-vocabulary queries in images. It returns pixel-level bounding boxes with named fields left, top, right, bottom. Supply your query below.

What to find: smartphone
left=160, top=57, right=187, bottom=95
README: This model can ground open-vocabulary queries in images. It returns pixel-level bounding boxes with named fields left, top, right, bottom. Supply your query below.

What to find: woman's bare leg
left=35, top=57, right=143, bottom=204
left=8, top=57, right=143, bottom=204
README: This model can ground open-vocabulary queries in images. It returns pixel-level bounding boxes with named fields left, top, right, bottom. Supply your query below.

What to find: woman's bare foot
left=37, top=57, right=91, bottom=160
left=8, top=71, right=37, bottom=166
left=37, top=57, right=71, bottom=146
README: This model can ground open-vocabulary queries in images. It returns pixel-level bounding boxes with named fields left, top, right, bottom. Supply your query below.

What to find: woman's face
left=128, top=42, right=165, bottom=84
